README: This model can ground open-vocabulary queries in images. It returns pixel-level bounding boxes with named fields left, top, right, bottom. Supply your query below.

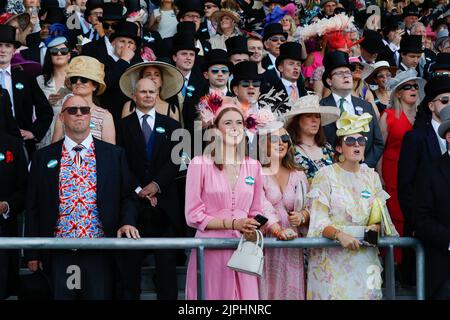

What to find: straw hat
left=363, top=61, right=398, bottom=85
left=65, top=56, right=106, bottom=95
left=119, top=61, right=184, bottom=99
left=386, top=69, right=426, bottom=107
left=282, top=94, right=340, bottom=126
left=211, top=8, right=240, bottom=25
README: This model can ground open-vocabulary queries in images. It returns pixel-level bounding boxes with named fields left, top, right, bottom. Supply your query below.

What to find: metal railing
left=0, top=237, right=425, bottom=300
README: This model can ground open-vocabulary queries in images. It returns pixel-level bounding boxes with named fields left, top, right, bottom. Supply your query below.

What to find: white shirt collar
left=64, top=133, right=94, bottom=152
left=184, top=71, right=191, bottom=82
left=135, top=107, right=156, bottom=120
left=281, top=77, right=295, bottom=88
left=268, top=52, right=276, bottom=65
left=431, top=118, right=448, bottom=154
left=0, top=65, right=11, bottom=74
left=105, top=37, right=120, bottom=62
left=332, top=92, right=352, bottom=105
left=209, top=87, right=228, bottom=96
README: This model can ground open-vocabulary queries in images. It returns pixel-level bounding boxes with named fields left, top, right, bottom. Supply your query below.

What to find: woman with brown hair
left=184, top=94, right=266, bottom=300
left=284, top=94, right=340, bottom=182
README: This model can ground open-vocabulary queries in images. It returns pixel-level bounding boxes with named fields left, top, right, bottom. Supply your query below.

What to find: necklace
left=301, top=142, right=315, bottom=148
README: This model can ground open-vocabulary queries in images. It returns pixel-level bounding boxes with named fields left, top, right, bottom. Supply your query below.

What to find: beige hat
left=65, top=56, right=106, bottom=95
left=119, top=61, right=184, bottom=99
left=211, top=8, right=240, bottom=25
left=282, top=94, right=340, bottom=126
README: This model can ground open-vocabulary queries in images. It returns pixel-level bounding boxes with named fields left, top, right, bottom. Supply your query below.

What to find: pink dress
left=185, top=155, right=270, bottom=300
left=259, top=170, right=307, bottom=300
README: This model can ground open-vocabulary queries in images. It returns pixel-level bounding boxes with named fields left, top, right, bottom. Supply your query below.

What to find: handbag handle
left=236, top=229, right=264, bottom=253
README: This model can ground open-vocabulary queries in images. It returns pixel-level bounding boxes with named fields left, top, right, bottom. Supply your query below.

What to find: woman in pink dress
left=185, top=95, right=269, bottom=300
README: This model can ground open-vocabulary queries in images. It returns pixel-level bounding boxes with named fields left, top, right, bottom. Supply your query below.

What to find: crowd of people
left=0, top=0, right=450, bottom=301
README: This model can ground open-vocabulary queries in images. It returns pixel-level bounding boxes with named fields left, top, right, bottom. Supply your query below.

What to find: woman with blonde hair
left=208, top=9, right=242, bottom=50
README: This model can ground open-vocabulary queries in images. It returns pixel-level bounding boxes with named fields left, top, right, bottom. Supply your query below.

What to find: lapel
left=323, top=95, right=337, bottom=107
left=439, top=153, right=450, bottom=189
left=150, top=113, right=166, bottom=165
left=93, top=138, right=106, bottom=205
left=426, top=124, right=442, bottom=158
left=128, top=112, right=147, bottom=157
left=11, top=69, right=24, bottom=115
left=46, top=141, right=64, bottom=220
left=351, top=96, right=366, bottom=115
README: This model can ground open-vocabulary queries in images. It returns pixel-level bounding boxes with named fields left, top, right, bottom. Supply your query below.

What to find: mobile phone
left=364, top=229, right=379, bottom=246
left=254, top=214, right=268, bottom=228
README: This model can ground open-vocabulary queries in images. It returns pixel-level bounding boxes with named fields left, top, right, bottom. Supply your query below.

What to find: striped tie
left=73, top=145, right=84, bottom=167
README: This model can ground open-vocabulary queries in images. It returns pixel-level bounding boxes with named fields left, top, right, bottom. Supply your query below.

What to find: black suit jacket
left=119, top=112, right=183, bottom=233
left=413, top=153, right=450, bottom=298
left=320, top=95, right=384, bottom=168
left=20, top=46, right=42, bottom=65
left=266, top=76, right=307, bottom=100
left=0, top=89, right=20, bottom=138
left=11, top=67, right=53, bottom=151
left=398, top=123, right=442, bottom=224
left=24, top=138, right=138, bottom=261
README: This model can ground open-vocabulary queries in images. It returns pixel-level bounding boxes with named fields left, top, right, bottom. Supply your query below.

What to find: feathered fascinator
left=196, top=92, right=243, bottom=127
left=245, top=106, right=284, bottom=133
left=336, top=112, right=373, bottom=137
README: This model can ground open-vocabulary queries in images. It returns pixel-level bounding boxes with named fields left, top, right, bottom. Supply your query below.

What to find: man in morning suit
left=118, top=78, right=182, bottom=300
left=25, top=95, right=140, bottom=300
left=320, top=51, right=384, bottom=168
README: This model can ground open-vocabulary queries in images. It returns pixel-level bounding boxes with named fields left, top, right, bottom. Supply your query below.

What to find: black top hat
left=402, top=4, right=420, bottom=19
left=431, top=53, right=450, bottom=72
left=423, top=75, right=450, bottom=108
left=230, top=61, right=263, bottom=88
left=275, top=42, right=303, bottom=68
left=18, top=270, right=52, bottom=300
left=176, top=21, right=197, bottom=35
left=124, top=0, right=141, bottom=13
left=42, top=7, right=66, bottom=25
left=102, top=2, right=125, bottom=21
left=171, top=32, right=200, bottom=55
left=322, top=51, right=355, bottom=88
left=202, top=49, right=233, bottom=72
left=382, top=15, right=402, bottom=37
left=225, top=35, right=253, bottom=56
left=84, top=0, right=104, bottom=20
left=0, top=24, right=21, bottom=48
left=360, top=30, right=385, bottom=54
left=399, top=34, right=423, bottom=54
left=177, top=0, right=204, bottom=21
left=262, top=23, right=288, bottom=42
left=203, top=0, right=221, bottom=8
left=109, top=21, right=141, bottom=46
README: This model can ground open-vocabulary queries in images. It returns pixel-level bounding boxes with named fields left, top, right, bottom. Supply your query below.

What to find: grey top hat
left=438, top=105, right=450, bottom=139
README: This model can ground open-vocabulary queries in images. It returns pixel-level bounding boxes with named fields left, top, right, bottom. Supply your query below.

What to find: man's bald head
left=60, top=95, right=91, bottom=138
left=132, top=78, right=158, bottom=112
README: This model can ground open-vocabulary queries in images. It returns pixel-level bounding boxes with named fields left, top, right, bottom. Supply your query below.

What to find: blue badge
left=187, top=92, right=193, bottom=97
left=144, top=35, right=155, bottom=43
left=155, top=127, right=165, bottom=133
left=187, top=85, right=195, bottom=92
left=245, top=176, right=255, bottom=186
left=355, top=106, right=363, bottom=115
left=47, top=159, right=58, bottom=168
left=201, top=28, right=207, bottom=32
left=89, top=121, right=95, bottom=129
left=361, top=190, right=371, bottom=199
left=0, top=152, right=4, bottom=162
left=267, top=65, right=275, bottom=70
left=204, top=47, right=209, bottom=53
left=15, top=82, right=24, bottom=90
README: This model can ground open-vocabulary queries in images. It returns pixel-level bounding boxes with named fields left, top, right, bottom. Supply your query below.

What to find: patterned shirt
left=294, top=143, right=335, bottom=182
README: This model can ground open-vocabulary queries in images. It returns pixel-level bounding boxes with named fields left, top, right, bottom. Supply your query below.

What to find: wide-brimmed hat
left=322, top=51, right=356, bottom=88
left=399, top=34, right=423, bottom=54
left=0, top=12, right=31, bottom=32
left=101, top=2, right=125, bottom=21
left=11, top=53, right=42, bottom=76
left=202, top=48, right=233, bottom=72
left=386, top=69, right=426, bottom=106
left=422, top=75, right=450, bottom=108
left=119, top=61, right=184, bottom=100
left=65, top=56, right=106, bottom=95
left=109, top=21, right=141, bottom=46
left=363, top=61, right=398, bottom=85
left=275, top=42, right=302, bottom=68
left=262, top=23, right=288, bottom=42
left=438, top=105, right=450, bottom=138
left=230, top=61, right=262, bottom=88
left=0, top=24, right=21, bottom=48
left=282, top=94, right=340, bottom=126
left=177, top=0, right=204, bottom=21
left=211, top=8, right=240, bottom=25
left=360, top=30, right=385, bottom=54
left=225, top=35, right=253, bottom=56
left=431, top=52, right=450, bottom=72
left=435, top=28, right=449, bottom=51
left=171, top=32, right=200, bottom=55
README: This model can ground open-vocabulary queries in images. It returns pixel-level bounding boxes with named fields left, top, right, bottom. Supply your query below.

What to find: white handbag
left=227, top=230, right=264, bottom=277
left=294, top=179, right=308, bottom=212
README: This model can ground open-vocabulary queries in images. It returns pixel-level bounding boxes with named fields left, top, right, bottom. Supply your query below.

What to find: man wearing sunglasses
left=25, top=94, right=140, bottom=300
left=198, top=0, right=221, bottom=41
left=231, top=61, right=263, bottom=114
left=200, top=49, right=234, bottom=97
left=320, top=51, right=384, bottom=169
left=261, top=23, right=287, bottom=75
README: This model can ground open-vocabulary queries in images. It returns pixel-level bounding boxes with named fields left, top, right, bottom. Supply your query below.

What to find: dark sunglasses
left=432, top=96, right=450, bottom=105
left=210, top=67, right=229, bottom=74
left=399, top=83, right=419, bottom=91
left=269, top=36, right=286, bottom=42
left=239, top=80, right=261, bottom=88
left=62, top=106, right=91, bottom=115
left=270, top=134, right=291, bottom=145
left=70, top=76, right=90, bottom=84
left=102, top=21, right=119, bottom=30
left=49, top=47, right=69, bottom=56
left=343, top=136, right=367, bottom=147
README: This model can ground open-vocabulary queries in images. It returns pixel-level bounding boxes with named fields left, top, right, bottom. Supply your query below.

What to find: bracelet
left=231, top=219, right=236, bottom=230
left=272, top=229, right=281, bottom=238
left=222, top=219, right=227, bottom=229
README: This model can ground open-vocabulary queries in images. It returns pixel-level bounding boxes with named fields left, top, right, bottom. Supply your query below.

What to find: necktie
left=338, top=97, right=346, bottom=114
left=73, top=145, right=84, bottom=167
left=0, top=70, right=5, bottom=89
left=141, top=114, right=152, bottom=144
left=290, top=83, right=298, bottom=102
left=181, top=79, right=188, bottom=97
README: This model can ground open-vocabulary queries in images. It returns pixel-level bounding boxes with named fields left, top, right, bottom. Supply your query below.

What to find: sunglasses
left=399, top=83, right=419, bottom=91
left=62, top=106, right=91, bottom=115
left=343, top=136, right=367, bottom=147
left=239, top=80, right=261, bottom=88
left=270, top=134, right=291, bottom=145
left=376, top=72, right=392, bottom=79
left=49, top=47, right=69, bottom=56
left=432, top=96, right=450, bottom=105
left=269, top=36, right=286, bottom=42
left=210, top=67, right=229, bottom=74
left=102, top=21, right=119, bottom=30
left=70, top=76, right=90, bottom=84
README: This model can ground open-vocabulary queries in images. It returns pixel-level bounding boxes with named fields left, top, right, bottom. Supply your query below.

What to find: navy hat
left=322, top=51, right=355, bottom=88
left=230, top=61, right=262, bottom=88
left=262, top=23, right=288, bottom=42
left=202, top=49, right=233, bottom=72
left=225, top=35, right=253, bottom=56
left=399, top=34, right=423, bottom=54
left=275, top=42, right=303, bottom=68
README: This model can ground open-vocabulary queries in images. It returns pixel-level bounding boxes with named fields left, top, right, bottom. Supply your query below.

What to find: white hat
left=386, top=69, right=426, bottom=106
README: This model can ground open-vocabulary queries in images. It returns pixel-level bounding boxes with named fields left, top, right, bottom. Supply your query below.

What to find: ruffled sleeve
left=306, top=168, right=333, bottom=237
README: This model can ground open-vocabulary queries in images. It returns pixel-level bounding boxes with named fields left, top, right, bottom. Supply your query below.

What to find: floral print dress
left=306, top=164, right=398, bottom=300
left=294, top=143, right=335, bottom=183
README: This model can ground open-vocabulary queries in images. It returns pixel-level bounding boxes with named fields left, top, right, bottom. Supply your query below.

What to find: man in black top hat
left=378, top=15, right=403, bottom=67
left=0, top=24, right=53, bottom=157
left=225, top=35, right=252, bottom=65
left=425, top=52, right=450, bottom=80
left=318, top=0, right=338, bottom=19
left=200, top=48, right=233, bottom=97
left=268, top=42, right=307, bottom=103
left=198, top=0, right=221, bottom=41
left=357, top=30, right=386, bottom=65
left=319, top=51, right=383, bottom=168
left=80, top=0, right=104, bottom=41
left=261, top=23, right=287, bottom=74
left=399, top=34, right=423, bottom=75
left=177, top=0, right=204, bottom=33
left=402, top=3, right=421, bottom=34
left=231, top=61, right=263, bottom=114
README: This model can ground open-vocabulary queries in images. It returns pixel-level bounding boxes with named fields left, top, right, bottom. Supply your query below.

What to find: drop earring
left=338, top=154, right=345, bottom=162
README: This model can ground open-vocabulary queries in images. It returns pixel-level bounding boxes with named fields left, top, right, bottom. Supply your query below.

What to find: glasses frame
left=343, top=136, right=367, bottom=147
left=399, top=83, right=419, bottom=91
left=62, top=106, right=91, bottom=115
left=70, top=76, right=90, bottom=85
left=238, top=80, right=261, bottom=88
